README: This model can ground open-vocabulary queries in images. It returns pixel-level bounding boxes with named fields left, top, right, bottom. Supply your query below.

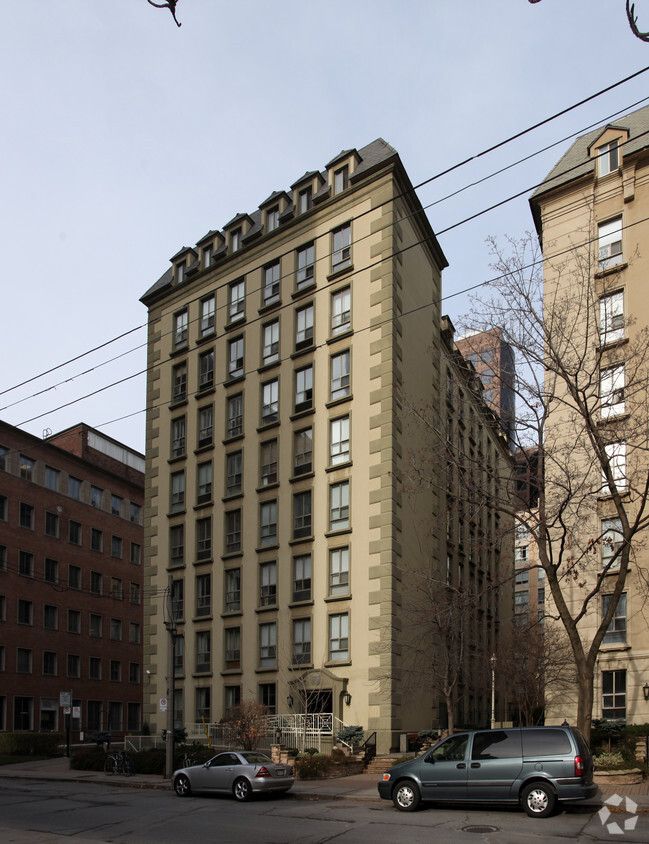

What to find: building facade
left=0, top=421, right=145, bottom=737
left=530, top=105, right=649, bottom=725
left=140, top=140, right=512, bottom=752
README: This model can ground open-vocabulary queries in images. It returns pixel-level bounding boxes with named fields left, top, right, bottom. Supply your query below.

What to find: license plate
left=276, top=769, right=285, bottom=776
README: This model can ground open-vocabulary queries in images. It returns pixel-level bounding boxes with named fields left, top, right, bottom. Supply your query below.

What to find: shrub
left=293, top=753, right=332, bottom=779
left=330, top=747, right=346, bottom=762
left=337, top=726, right=364, bottom=746
left=0, top=732, right=63, bottom=757
left=70, top=749, right=107, bottom=771
left=304, top=747, right=318, bottom=756
left=594, top=751, right=627, bottom=771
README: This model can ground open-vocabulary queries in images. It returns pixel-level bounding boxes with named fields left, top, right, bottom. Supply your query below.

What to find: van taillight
left=574, top=755, right=585, bottom=776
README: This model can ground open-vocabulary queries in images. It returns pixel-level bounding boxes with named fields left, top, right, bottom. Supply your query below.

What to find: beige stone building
left=140, top=140, right=512, bottom=753
left=530, top=104, right=649, bottom=725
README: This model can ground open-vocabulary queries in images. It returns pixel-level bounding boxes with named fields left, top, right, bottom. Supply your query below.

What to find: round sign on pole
left=160, top=698, right=168, bottom=712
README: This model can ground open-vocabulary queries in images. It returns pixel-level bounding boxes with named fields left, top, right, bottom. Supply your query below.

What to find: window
left=90, top=571, right=102, bottom=595
left=67, top=654, right=80, bottom=679
left=45, top=511, right=59, bottom=538
left=69, top=520, right=82, bottom=545
left=329, top=481, right=350, bottom=531
left=259, top=621, right=277, bottom=667
left=198, top=349, right=214, bottom=391
left=293, top=490, right=312, bottom=539
left=20, top=455, right=34, bottom=481
left=601, top=517, right=623, bottom=569
left=259, top=561, right=277, bottom=607
left=196, top=687, right=211, bottom=723
left=225, top=685, right=241, bottom=712
left=129, top=622, right=141, bottom=644
left=228, top=336, right=245, bottom=380
left=172, top=361, right=187, bottom=402
left=44, top=558, right=58, bottom=583
left=225, top=568, right=241, bottom=612
left=19, top=550, right=34, bottom=577
left=330, top=416, right=350, bottom=465
left=89, top=614, right=102, bottom=638
left=602, top=594, right=626, bottom=644
left=329, top=547, right=350, bottom=596
left=602, top=441, right=626, bottom=493
left=18, top=599, right=33, bottom=625
left=197, top=461, right=213, bottom=503
left=330, top=350, right=351, bottom=400
left=174, top=636, right=184, bottom=676
left=472, top=730, right=521, bottom=760
left=171, top=579, right=184, bottom=622
left=110, top=618, right=122, bottom=641
left=17, top=648, right=33, bottom=673
left=334, top=164, right=349, bottom=194
left=294, top=365, right=313, bottom=413
left=68, top=476, right=81, bottom=500
left=90, top=485, right=103, bottom=508
left=19, top=502, right=34, bottom=529
left=0, top=495, right=5, bottom=522
left=171, top=416, right=186, bottom=458
left=225, top=509, right=242, bottom=553
left=259, top=682, right=276, bottom=714
left=263, top=261, right=281, bottom=305
left=295, top=303, right=314, bottom=350
left=0, top=595, right=4, bottom=621
left=196, top=516, right=212, bottom=561
left=91, top=528, right=103, bottom=552
left=229, top=278, right=245, bottom=322
left=515, top=545, right=528, bottom=563
left=68, top=609, right=81, bottom=634
left=87, top=700, right=102, bottom=731
left=259, top=500, right=278, bottom=547
left=331, top=286, right=351, bottom=336
left=129, top=582, right=141, bottom=605
left=128, top=702, right=142, bottom=731
left=130, top=502, right=141, bottom=524
left=200, top=294, right=215, bottom=336
left=225, top=627, right=241, bottom=669
left=299, top=186, right=312, bottom=213
left=332, top=223, right=351, bottom=271
left=171, top=471, right=185, bottom=512
left=267, top=206, right=280, bottom=232
left=600, top=364, right=625, bottom=417
left=294, top=427, right=313, bottom=476
left=515, top=569, right=529, bottom=585
left=196, top=573, right=211, bottom=617
left=226, top=393, right=243, bottom=438
left=261, top=378, right=279, bottom=425
left=230, top=228, right=241, bottom=253
left=597, top=139, right=619, bottom=177
left=198, top=405, right=214, bottom=447
left=170, top=524, right=184, bottom=566
left=599, top=291, right=624, bottom=344
left=68, top=565, right=81, bottom=590
left=598, top=216, right=623, bottom=270
left=262, top=319, right=280, bottom=365
left=296, top=243, right=315, bottom=289
left=111, top=494, right=122, bottom=516
left=293, top=553, right=312, bottom=602
left=329, top=613, right=349, bottom=661
left=129, top=663, right=140, bottom=684
left=111, top=536, right=123, bottom=559
left=0, top=545, right=5, bottom=572
left=130, top=542, right=141, bottom=565
left=89, top=657, right=102, bottom=680
left=43, top=605, right=58, bottom=630
left=602, top=669, right=626, bottom=719
left=110, top=577, right=123, bottom=600
left=45, top=466, right=59, bottom=491
left=174, top=309, right=188, bottom=349
left=293, top=618, right=311, bottom=665
left=260, top=439, right=278, bottom=486
left=176, top=261, right=185, bottom=285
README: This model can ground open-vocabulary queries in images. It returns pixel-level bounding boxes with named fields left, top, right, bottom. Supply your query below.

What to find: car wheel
left=233, top=777, right=252, bottom=802
left=174, top=774, right=192, bottom=797
left=123, top=758, right=134, bottom=777
left=392, top=780, right=421, bottom=812
left=521, top=782, right=556, bottom=818
left=103, top=757, right=116, bottom=775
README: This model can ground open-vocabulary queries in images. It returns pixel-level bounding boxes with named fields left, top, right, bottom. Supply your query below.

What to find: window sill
left=595, top=262, right=628, bottom=279
left=193, top=500, right=214, bottom=511
left=255, top=605, right=278, bottom=614
left=258, top=299, right=282, bottom=316
left=169, top=345, right=189, bottom=358
left=289, top=599, right=314, bottom=609
left=599, top=644, right=631, bottom=652
left=290, top=471, right=314, bottom=483
left=257, top=421, right=280, bottom=434
left=193, top=557, right=213, bottom=567
left=598, top=337, right=629, bottom=353
left=168, top=454, right=187, bottom=464
left=258, top=360, right=280, bottom=374
left=192, top=671, right=213, bottom=679
left=292, top=282, right=316, bottom=299
left=325, top=659, right=351, bottom=668
left=291, top=345, right=315, bottom=360
left=194, top=443, right=215, bottom=455
left=167, top=509, right=187, bottom=519
left=221, top=550, right=243, bottom=561
left=325, top=593, right=351, bottom=603
left=225, top=374, right=245, bottom=386
left=290, top=407, right=315, bottom=421
left=597, top=412, right=630, bottom=427
left=192, top=614, right=213, bottom=623
left=289, top=536, right=314, bottom=547
left=326, top=460, right=352, bottom=473
left=225, top=316, right=247, bottom=332
left=222, top=492, right=243, bottom=504
left=327, top=264, right=354, bottom=283
left=195, top=386, right=216, bottom=399
left=327, top=329, right=353, bottom=345
left=223, top=433, right=244, bottom=446
left=221, top=610, right=243, bottom=618
left=289, top=662, right=314, bottom=671
left=325, top=528, right=352, bottom=538
left=169, top=398, right=188, bottom=410
left=326, top=394, right=353, bottom=410
left=255, top=666, right=278, bottom=673
left=256, top=543, right=279, bottom=553
left=195, top=332, right=216, bottom=346
left=166, top=562, right=186, bottom=571
left=221, top=668, right=243, bottom=676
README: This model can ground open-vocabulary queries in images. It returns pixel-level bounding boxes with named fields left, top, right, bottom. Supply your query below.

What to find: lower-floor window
left=329, top=612, right=349, bottom=662
left=196, top=687, right=211, bottom=723
left=259, top=682, right=276, bottom=715
left=87, top=700, right=103, bottom=731
left=14, top=696, right=33, bottom=730
left=127, top=702, right=141, bottom=732
left=602, top=669, right=626, bottom=719
left=225, top=685, right=241, bottom=713
left=40, top=698, right=58, bottom=731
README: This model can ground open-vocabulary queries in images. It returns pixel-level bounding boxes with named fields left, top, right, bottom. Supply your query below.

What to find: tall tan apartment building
left=140, top=140, right=513, bottom=752
left=530, top=105, right=649, bottom=724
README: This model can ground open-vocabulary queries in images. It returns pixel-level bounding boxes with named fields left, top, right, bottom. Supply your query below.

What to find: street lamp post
left=165, top=618, right=177, bottom=779
left=490, top=653, right=497, bottom=729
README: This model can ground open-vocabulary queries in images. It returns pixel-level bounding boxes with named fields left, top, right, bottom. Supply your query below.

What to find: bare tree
left=529, top=1, right=649, bottom=43
left=223, top=700, right=268, bottom=750
left=461, top=233, right=649, bottom=742
left=147, top=0, right=182, bottom=28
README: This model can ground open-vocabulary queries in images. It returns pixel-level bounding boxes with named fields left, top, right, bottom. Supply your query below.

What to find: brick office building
left=0, top=421, right=144, bottom=737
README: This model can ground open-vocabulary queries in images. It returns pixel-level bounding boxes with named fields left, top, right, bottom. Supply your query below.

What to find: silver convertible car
left=173, top=751, right=294, bottom=801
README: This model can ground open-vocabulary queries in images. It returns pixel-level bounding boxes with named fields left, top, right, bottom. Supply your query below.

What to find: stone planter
left=594, top=768, right=644, bottom=785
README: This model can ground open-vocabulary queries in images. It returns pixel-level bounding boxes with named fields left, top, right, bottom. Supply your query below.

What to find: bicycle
left=104, top=749, right=134, bottom=776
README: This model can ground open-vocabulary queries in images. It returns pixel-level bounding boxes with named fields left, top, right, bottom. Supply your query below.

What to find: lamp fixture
left=643, top=681, right=649, bottom=702
left=286, top=694, right=294, bottom=708
left=343, top=691, right=352, bottom=706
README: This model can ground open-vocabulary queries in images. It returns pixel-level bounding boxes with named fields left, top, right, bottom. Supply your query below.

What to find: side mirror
left=425, top=754, right=435, bottom=764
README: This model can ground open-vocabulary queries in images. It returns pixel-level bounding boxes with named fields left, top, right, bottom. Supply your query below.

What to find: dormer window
left=597, top=140, right=619, bottom=177
left=176, top=262, right=185, bottom=285
left=202, top=245, right=213, bottom=269
left=267, top=206, right=279, bottom=232
left=231, top=228, right=241, bottom=253
left=334, top=165, right=349, bottom=195
left=299, top=187, right=313, bottom=213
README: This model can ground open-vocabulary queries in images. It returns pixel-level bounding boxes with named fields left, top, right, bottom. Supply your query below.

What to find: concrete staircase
left=364, top=754, right=402, bottom=775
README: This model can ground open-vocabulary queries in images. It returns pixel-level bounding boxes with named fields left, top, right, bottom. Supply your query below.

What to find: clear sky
left=1, top=0, right=648, bottom=452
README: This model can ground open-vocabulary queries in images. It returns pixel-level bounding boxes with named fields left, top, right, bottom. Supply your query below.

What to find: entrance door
left=306, top=690, right=332, bottom=713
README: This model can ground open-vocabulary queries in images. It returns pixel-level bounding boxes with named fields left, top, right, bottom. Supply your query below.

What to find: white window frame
left=598, top=216, right=623, bottom=270
left=229, top=279, right=245, bottom=322
left=329, top=547, right=350, bottom=596
left=600, top=364, right=625, bottom=418
left=602, top=441, right=626, bottom=493
left=331, top=286, right=351, bottom=336
left=296, top=243, right=315, bottom=289
left=200, top=295, right=215, bottom=336
left=330, top=415, right=350, bottom=466
left=295, top=303, right=314, bottom=350
left=330, top=480, right=350, bottom=531
left=601, top=517, right=623, bottom=569
left=599, top=291, right=624, bottom=344
left=328, top=613, right=349, bottom=661
left=597, top=139, right=619, bottom=177
left=262, top=319, right=280, bottom=365
left=332, top=223, right=351, bottom=271
left=263, top=261, right=281, bottom=305
left=330, top=350, right=351, bottom=400
left=228, top=336, right=244, bottom=379
left=602, top=593, right=626, bottom=644
left=259, top=621, right=277, bottom=667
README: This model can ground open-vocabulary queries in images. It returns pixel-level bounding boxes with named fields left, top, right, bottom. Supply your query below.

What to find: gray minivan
left=377, top=726, right=597, bottom=817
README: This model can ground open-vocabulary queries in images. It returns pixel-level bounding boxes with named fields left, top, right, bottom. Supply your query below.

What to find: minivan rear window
left=472, top=730, right=522, bottom=760
left=522, top=729, right=572, bottom=756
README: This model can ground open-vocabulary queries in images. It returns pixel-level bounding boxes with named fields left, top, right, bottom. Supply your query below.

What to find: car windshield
left=240, top=752, right=271, bottom=764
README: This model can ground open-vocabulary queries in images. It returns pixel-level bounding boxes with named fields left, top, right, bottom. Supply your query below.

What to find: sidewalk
left=0, top=757, right=648, bottom=808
